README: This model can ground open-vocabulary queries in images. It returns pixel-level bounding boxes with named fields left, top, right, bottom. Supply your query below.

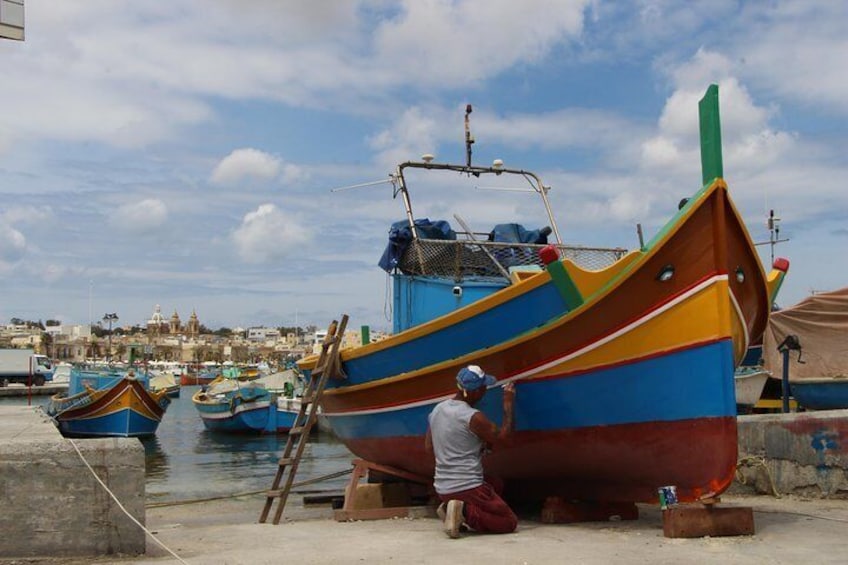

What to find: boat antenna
left=465, top=104, right=474, bottom=168
left=754, top=209, right=789, bottom=264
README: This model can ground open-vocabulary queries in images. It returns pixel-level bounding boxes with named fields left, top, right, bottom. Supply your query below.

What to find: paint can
left=658, top=485, right=678, bottom=510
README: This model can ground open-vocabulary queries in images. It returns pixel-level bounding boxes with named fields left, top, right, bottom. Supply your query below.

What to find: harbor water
left=0, top=386, right=354, bottom=504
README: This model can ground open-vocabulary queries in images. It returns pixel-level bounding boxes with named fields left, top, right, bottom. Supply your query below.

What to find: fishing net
left=396, top=238, right=628, bottom=281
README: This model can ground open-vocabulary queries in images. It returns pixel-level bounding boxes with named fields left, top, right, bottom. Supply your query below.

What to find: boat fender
left=539, top=245, right=584, bottom=310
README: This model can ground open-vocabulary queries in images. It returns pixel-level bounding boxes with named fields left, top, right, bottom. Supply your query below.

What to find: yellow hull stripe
left=323, top=274, right=741, bottom=399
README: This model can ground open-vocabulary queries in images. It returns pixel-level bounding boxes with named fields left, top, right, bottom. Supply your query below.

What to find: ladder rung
left=288, top=426, right=306, bottom=435
left=277, top=457, right=293, bottom=466
left=301, top=394, right=315, bottom=403
left=266, top=489, right=284, bottom=498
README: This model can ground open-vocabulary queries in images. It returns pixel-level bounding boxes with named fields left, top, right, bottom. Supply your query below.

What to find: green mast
left=699, top=84, right=723, bottom=185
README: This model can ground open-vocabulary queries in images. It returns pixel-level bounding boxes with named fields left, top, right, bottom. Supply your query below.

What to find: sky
left=1, top=1, right=846, bottom=333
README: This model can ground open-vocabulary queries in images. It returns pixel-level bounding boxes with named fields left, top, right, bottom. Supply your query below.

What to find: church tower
left=186, top=309, right=200, bottom=337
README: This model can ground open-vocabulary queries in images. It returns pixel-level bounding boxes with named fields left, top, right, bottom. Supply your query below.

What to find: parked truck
left=0, top=348, right=54, bottom=387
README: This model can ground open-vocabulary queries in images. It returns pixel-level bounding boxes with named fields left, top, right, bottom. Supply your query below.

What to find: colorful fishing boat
left=192, top=371, right=302, bottom=433
left=301, top=85, right=783, bottom=504
left=46, top=368, right=171, bottom=438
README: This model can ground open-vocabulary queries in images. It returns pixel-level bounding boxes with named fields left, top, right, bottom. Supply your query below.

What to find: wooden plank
left=663, top=505, right=755, bottom=538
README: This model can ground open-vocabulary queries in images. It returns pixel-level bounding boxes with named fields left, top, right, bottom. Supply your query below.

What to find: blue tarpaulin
left=378, top=218, right=456, bottom=272
left=489, top=223, right=550, bottom=244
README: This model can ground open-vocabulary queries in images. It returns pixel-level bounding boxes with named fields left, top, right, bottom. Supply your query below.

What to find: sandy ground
left=4, top=492, right=846, bottom=565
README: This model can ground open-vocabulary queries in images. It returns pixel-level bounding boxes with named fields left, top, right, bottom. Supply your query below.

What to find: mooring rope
left=146, top=467, right=353, bottom=509
left=67, top=438, right=189, bottom=565
left=736, top=455, right=781, bottom=498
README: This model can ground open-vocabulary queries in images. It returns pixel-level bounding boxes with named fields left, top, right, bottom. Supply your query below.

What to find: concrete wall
left=0, top=406, right=146, bottom=558
left=734, top=410, right=848, bottom=498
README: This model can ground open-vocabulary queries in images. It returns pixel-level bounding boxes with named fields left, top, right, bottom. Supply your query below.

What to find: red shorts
left=438, top=479, right=517, bottom=534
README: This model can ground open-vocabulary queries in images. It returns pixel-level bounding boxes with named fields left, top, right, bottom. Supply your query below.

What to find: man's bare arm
left=469, top=382, right=515, bottom=448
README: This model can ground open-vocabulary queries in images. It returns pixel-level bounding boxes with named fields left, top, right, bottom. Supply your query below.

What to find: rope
left=67, top=438, right=188, bottom=565
left=146, top=468, right=353, bottom=509
left=736, top=455, right=781, bottom=498
left=753, top=507, right=848, bottom=524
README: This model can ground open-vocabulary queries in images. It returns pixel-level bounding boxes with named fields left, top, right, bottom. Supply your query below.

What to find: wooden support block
left=540, top=497, right=639, bottom=524
left=348, top=483, right=411, bottom=510
left=662, top=505, right=755, bottom=538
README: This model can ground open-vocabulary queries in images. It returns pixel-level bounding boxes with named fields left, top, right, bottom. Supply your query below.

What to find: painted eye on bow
left=657, top=265, right=675, bottom=282
left=735, top=267, right=745, bottom=283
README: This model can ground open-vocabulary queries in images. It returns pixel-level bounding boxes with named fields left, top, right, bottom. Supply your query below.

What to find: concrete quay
left=0, top=406, right=146, bottom=559
left=0, top=382, right=67, bottom=398
left=23, top=491, right=848, bottom=565
left=1, top=406, right=847, bottom=564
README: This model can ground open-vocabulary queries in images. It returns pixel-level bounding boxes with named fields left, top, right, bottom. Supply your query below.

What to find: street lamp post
left=102, top=313, right=119, bottom=364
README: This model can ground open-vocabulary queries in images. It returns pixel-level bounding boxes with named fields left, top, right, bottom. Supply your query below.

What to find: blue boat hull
left=195, top=397, right=300, bottom=433
left=791, top=381, right=848, bottom=410
left=48, top=374, right=170, bottom=438
left=57, top=408, right=163, bottom=438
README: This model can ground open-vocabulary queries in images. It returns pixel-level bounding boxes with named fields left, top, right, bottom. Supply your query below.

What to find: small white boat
left=735, top=367, right=770, bottom=409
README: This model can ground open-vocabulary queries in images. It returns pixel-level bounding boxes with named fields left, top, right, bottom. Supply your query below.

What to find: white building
left=247, top=327, right=280, bottom=341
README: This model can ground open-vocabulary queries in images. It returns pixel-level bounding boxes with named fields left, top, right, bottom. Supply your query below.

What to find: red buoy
left=539, top=244, right=560, bottom=265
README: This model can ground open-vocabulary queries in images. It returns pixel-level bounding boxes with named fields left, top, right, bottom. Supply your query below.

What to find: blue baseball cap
left=456, top=365, right=497, bottom=391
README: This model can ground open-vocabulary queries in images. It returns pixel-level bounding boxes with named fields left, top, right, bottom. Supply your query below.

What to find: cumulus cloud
left=373, top=0, right=589, bottom=85
left=0, top=223, right=27, bottom=263
left=2, top=205, right=54, bottom=225
left=210, top=148, right=283, bottom=186
left=368, top=107, right=440, bottom=167
left=109, top=199, right=169, bottom=234
left=231, top=204, right=310, bottom=263
left=643, top=51, right=791, bottom=183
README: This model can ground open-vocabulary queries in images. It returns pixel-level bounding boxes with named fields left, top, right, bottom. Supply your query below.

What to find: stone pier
left=0, top=405, right=146, bottom=558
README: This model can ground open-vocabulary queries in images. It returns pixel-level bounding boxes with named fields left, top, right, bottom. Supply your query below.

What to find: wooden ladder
left=259, top=314, right=349, bottom=524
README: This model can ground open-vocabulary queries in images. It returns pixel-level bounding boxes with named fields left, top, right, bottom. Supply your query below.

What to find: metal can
left=658, top=485, right=678, bottom=510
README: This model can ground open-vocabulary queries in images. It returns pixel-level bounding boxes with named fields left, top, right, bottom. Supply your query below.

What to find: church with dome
left=146, top=304, right=200, bottom=336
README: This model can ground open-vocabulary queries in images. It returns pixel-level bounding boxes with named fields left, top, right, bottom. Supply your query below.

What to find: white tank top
left=428, top=399, right=484, bottom=494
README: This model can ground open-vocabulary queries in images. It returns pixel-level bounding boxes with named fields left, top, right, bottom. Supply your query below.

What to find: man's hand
left=502, top=382, right=515, bottom=435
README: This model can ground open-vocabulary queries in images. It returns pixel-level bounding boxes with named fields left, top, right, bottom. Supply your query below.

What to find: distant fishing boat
left=149, top=370, right=181, bottom=398
left=181, top=367, right=219, bottom=387
left=46, top=368, right=171, bottom=438
left=301, top=85, right=784, bottom=504
left=192, top=371, right=304, bottom=434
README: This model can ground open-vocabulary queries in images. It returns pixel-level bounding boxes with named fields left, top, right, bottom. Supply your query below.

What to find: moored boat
left=192, top=373, right=305, bottom=434
left=149, top=370, right=181, bottom=398
left=46, top=368, right=171, bottom=438
left=301, top=85, right=779, bottom=504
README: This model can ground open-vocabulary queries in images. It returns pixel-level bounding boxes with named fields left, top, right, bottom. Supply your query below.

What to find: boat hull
left=310, top=178, right=769, bottom=504
left=734, top=367, right=769, bottom=408
left=48, top=377, right=170, bottom=438
left=193, top=391, right=300, bottom=434
left=791, top=381, right=848, bottom=410
left=325, top=339, right=737, bottom=502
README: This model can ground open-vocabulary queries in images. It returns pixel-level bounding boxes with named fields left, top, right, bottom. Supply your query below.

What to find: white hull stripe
left=198, top=400, right=272, bottom=420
